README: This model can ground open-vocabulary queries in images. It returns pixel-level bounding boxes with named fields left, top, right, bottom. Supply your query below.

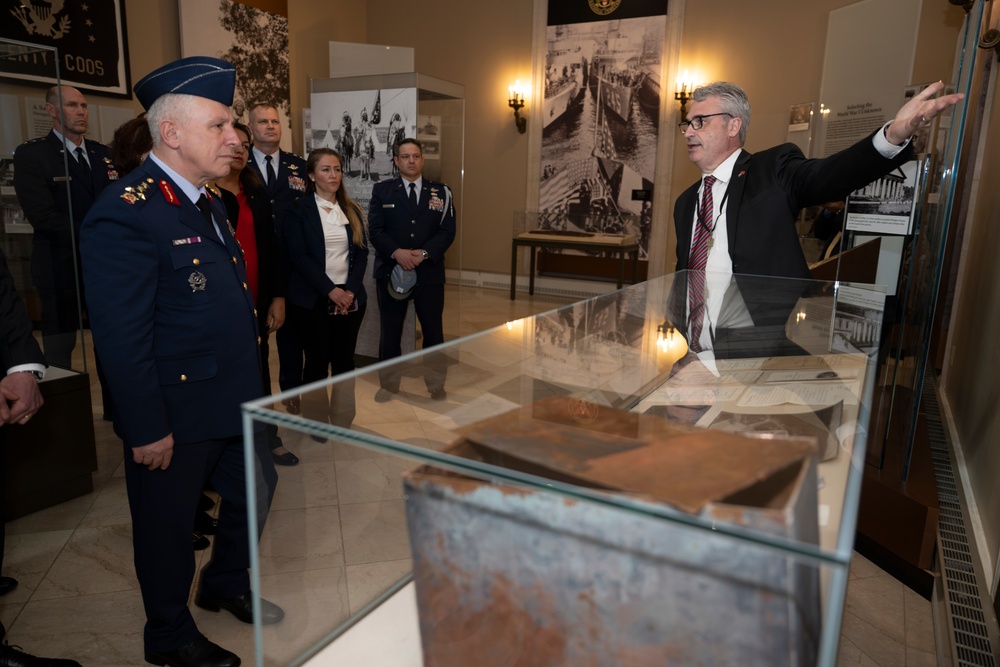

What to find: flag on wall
left=1, top=0, right=131, bottom=97
left=372, top=90, right=382, bottom=125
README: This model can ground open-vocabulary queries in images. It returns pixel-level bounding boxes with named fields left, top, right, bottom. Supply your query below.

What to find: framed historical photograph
left=179, top=0, right=292, bottom=153
left=1, top=0, right=132, bottom=98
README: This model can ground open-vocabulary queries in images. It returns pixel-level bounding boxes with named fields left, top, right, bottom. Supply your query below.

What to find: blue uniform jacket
left=13, top=130, right=118, bottom=290
left=368, top=177, right=456, bottom=285
left=247, top=149, right=308, bottom=229
left=80, top=159, right=264, bottom=448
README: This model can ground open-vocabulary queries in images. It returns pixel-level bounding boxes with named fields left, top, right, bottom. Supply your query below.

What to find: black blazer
left=674, top=130, right=913, bottom=279
left=282, top=194, right=369, bottom=310
left=217, top=184, right=285, bottom=314
left=0, top=247, right=46, bottom=371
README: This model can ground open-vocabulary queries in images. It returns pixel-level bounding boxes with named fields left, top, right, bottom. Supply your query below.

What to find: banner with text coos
left=1, top=0, right=131, bottom=98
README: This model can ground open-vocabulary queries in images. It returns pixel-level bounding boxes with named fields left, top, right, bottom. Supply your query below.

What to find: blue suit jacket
left=13, top=130, right=117, bottom=289
left=368, top=177, right=456, bottom=284
left=282, top=194, right=368, bottom=310
left=80, top=159, right=264, bottom=448
left=673, top=131, right=913, bottom=279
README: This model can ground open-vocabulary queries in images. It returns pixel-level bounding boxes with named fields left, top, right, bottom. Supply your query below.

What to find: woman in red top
left=213, top=122, right=298, bottom=466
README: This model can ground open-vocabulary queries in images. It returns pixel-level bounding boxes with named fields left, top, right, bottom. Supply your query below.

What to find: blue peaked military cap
left=133, top=56, right=236, bottom=111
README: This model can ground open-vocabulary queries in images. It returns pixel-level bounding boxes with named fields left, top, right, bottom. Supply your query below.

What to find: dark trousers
left=287, top=298, right=366, bottom=428
left=124, top=433, right=277, bottom=652
left=256, top=313, right=282, bottom=450
left=375, top=280, right=446, bottom=393
left=275, top=321, right=303, bottom=394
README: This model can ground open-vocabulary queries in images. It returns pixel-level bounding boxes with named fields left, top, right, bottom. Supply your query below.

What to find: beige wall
left=942, top=55, right=1000, bottom=577
left=286, top=1, right=366, bottom=153
left=364, top=0, right=534, bottom=275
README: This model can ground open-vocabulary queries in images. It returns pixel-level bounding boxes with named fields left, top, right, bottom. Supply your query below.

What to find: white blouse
left=315, top=194, right=350, bottom=285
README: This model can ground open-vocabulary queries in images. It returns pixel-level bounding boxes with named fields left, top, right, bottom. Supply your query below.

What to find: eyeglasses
left=678, top=112, right=732, bottom=132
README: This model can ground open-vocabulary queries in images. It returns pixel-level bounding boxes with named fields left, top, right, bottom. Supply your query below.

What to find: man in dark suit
left=0, top=248, right=82, bottom=666
left=13, top=85, right=117, bottom=413
left=673, top=81, right=962, bottom=354
left=674, top=81, right=963, bottom=280
left=80, top=57, right=281, bottom=667
left=368, top=138, right=456, bottom=401
left=246, top=103, right=309, bottom=424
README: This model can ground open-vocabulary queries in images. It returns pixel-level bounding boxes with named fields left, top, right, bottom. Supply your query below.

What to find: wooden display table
left=510, top=230, right=639, bottom=300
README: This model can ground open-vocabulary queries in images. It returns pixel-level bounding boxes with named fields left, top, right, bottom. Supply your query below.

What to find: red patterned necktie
left=688, top=175, right=716, bottom=352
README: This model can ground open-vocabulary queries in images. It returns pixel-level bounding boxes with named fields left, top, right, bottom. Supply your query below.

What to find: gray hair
left=146, top=93, right=192, bottom=148
left=693, top=82, right=751, bottom=144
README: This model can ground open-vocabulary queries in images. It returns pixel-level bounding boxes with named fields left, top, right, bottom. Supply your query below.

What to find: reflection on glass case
left=243, top=272, right=886, bottom=666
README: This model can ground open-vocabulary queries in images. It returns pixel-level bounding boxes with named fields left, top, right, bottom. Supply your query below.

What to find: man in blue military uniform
left=246, top=102, right=305, bottom=464
left=369, top=138, right=456, bottom=402
left=80, top=57, right=280, bottom=667
left=13, top=85, right=117, bottom=413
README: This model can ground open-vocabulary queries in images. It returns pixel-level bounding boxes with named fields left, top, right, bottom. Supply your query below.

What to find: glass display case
left=309, top=72, right=465, bottom=359
left=242, top=271, right=886, bottom=666
left=1, top=39, right=98, bottom=518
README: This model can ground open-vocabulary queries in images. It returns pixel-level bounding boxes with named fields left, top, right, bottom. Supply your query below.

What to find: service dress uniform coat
left=368, top=176, right=456, bottom=393
left=13, top=131, right=117, bottom=362
left=79, top=157, right=277, bottom=652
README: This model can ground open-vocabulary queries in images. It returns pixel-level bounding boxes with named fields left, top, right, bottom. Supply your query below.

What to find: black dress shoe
left=429, top=387, right=447, bottom=401
left=0, top=642, right=82, bottom=666
left=195, top=590, right=284, bottom=625
left=194, top=512, right=218, bottom=535
left=270, top=449, right=299, bottom=466
left=0, top=576, right=18, bottom=596
left=144, top=636, right=239, bottom=667
left=192, top=533, right=210, bottom=551
left=281, top=397, right=300, bottom=415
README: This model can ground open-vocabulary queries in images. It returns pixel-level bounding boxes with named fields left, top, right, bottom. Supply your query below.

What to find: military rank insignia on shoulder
left=120, top=178, right=155, bottom=204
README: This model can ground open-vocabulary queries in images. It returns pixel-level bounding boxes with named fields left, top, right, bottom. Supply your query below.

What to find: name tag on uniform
left=172, top=236, right=203, bottom=246
left=382, top=204, right=395, bottom=209
left=53, top=176, right=72, bottom=182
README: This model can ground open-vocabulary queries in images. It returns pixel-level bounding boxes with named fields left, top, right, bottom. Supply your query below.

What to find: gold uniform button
left=257, top=336, right=262, bottom=344
left=193, top=258, right=201, bottom=266
left=242, top=282, right=248, bottom=290
left=180, top=374, right=188, bottom=382
left=253, top=308, right=258, bottom=317
left=232, top=256, right=237, bottom=264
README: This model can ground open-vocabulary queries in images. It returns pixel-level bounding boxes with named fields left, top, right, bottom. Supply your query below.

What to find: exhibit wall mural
left=179, top=0, right=292, bottom=152
left=310, top=87, right=418, bottom=214
left=539, top=0, right=668, bottom=261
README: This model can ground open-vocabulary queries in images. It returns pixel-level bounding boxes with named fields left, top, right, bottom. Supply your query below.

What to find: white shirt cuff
left=872, top=121, right=910, bottom=158
left=7, top=364, right=46, bottom=379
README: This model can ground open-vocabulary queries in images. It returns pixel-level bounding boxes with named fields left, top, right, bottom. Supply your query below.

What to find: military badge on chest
left=188, top=271, right=207, bottom=292
left=289, top=175, right=306, bottom=192
left=428, top=187, right=444, bottom=212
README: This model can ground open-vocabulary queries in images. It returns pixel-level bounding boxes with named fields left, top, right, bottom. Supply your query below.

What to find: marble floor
left=1, top=285, right=937, bottom=666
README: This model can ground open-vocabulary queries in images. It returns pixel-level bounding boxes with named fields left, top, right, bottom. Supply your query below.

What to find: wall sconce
left=675, top=71, right=696, bottom=116
left=508, top=80, right=526, bottom=134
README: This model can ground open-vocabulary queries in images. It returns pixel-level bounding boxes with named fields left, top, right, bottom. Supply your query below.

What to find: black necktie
left=408, top=182, right=417, bottom=208
left=75, top=146, right=92, bottom=183
left=196, top=194, right=214, bottom=226
left=265, top=154, right=276, bottom=188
